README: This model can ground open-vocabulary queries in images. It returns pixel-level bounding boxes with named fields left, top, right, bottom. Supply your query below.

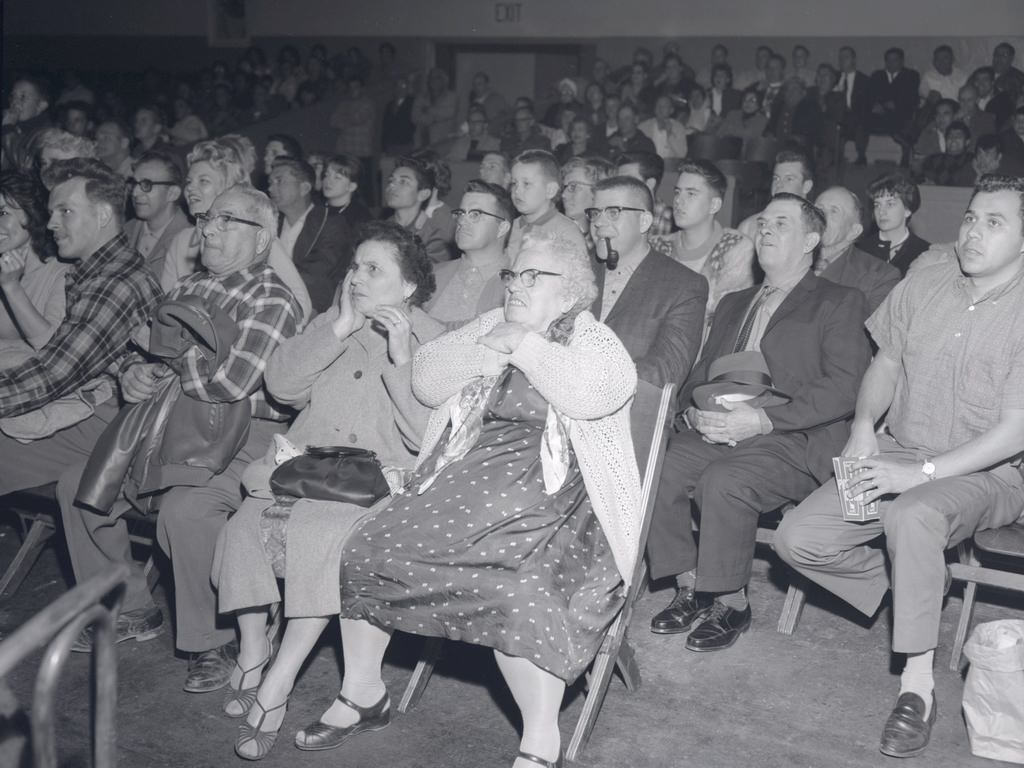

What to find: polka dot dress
left=339, top=370, right=625, bottom=683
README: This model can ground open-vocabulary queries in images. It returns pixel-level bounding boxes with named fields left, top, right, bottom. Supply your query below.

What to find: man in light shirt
left=919, top=45, right=966, bottom=105
left=124, top=149, right=189, bottom=280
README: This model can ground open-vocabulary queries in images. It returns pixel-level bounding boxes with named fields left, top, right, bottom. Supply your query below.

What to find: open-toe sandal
left=293, top=690, right=391, bottom=752
left=516, top=749, right=564, bottom=768
left=234, top=695, right=288, bottom=761
left=223, top=642, right=272, bottom=718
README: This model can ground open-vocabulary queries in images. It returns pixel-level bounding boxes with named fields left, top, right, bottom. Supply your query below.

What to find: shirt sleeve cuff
left=757, top=408, right=774, bottom=435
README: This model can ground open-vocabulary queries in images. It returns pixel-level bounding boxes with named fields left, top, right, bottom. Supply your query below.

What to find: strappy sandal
left=516, top=749, right=564, bottom=768
left=234, top=695, right=288, bottom=761
left=223, top=641, right=272, bottom=718
left=293, top=690, right=391, bottom=751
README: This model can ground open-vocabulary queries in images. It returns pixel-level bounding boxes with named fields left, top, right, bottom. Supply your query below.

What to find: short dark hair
left=395, top=154, right=436, bottom=192
left=793, top=45, right=810, bottom=57
left=133, top=148, right=183, bottom=188
left=513, top=149, right=560, bottom=184
left=767, top=53, right=786, bottom=68
left=867, top=172, right=921, bottom=215
left=974, top=65, right=996, bottom=81
left=663, top=53, right=682, bottom=68
left=770, top=192, right=827, bottom=238
left=885, top=47, right=905, bottom=61
left=354, top=219, right=436, bottom=307
left=775, top=149, right=815, bottom=182
left=324, top=154, right=362, bottom=182
left=270, top=157, right=316, bottom=188
left=972, top=174, right=1024, bottom=234
left=463, top=178, right=515, bottom=221
left=266, top=133, right=303, bottom=161
left=410, top=149, right=451, bottom=197
left=617, top=152, right=665, bottom=186
left=711, top=63, right=733, bottom=83
left=41, top=157, right=127, bottom=222
left=593, top=175, right=654, bottom=213
left=59, top=99, right=92, bottom=123
left=676, top=158, right=728, bottom=200
left=934, top=44, right=953, bottom=57
left=135, top=103, right=166, bottom=126
left=0, top=171, right=57, bottom=260
left=936, top=98, right=960, bottom=113
left=995, top=42, right=1016, bottom=57
left=975, top=134, right=1002, bottom=153
left=946, top=120, right=970, bottom=140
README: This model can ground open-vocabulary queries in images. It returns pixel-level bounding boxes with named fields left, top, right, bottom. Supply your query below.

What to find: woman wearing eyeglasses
left=212, top=220, right=443, bottom=760
left=287, top=231, right=640, bottom=768
left=160, top=139, right=312, bottom=320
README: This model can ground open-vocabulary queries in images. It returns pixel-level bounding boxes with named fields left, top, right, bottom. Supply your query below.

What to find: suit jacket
left=836, top=70, right=870, bottom=127
left=710, top=88, right=743, bottom=116
left=593, top=248, right=709, bottom=388
left=281, top=205, right=356, bottom=315
left=124, top=207, right=191, bottom=281
left=856, top=230, right=931, bottom=278
left=1000, top=130, right=1024, bottom=177
left=960, top=110, right=997, bottom=141
left=868, top=68, right=921, bottom=127
left=681, top=271, right=871, bottom=483
left=984, top=91, right=1015, bottom=130
left=818, top=245, right=901, bottom=312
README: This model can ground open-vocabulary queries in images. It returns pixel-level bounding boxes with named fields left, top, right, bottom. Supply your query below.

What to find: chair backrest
left=688, top=134, right=742, bottom=162
left=626, top=382, right=675, bottom=593
left=743, top=136, right=779, bottom=164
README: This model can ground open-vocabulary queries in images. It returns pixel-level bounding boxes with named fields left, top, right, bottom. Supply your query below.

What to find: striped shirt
left=0, top=232, right=162, bottom=419
left=136, top=264, right=302, bottom=422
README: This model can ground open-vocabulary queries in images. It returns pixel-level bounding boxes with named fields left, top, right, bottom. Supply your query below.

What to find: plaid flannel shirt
left=649, top=199, right=676, bottom=237
left=145, top=264, right=302, bottom=422
left=0, top=232, right=162, bottom=419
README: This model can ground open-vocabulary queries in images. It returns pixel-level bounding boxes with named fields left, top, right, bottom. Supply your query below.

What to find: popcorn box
left=833, top=457, right=880, bottom=522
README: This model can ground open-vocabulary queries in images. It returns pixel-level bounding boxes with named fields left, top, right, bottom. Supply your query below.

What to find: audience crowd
left=2, top=34, right=1024, bottom=768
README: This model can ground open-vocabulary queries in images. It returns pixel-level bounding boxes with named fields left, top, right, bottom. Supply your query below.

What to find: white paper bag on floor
left=963, top=619, right=1024, bottom=764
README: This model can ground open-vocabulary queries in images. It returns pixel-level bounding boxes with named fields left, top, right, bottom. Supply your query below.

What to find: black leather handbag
left=269, top=446, right=390, bottom=508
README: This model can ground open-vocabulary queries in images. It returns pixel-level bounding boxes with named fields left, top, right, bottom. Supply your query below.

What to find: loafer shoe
left=71, top=606, right=164, bottom=653
left=685, top=602, right=751, bottom=652
left=651, top=587, right=714, bottom=634
left=879, top=692, right=936, bottom=758
left=184, top=640, right=239, bottom=693
left=294, top=691, right=391, bottom=752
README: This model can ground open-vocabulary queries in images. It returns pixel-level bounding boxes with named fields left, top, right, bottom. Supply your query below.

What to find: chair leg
left=398, top=636, right=443, bottom=714
left=614, top=634, right=641, bottom=693
left=143, top=554, right=159, bottom=594
left=0, top=518, right=57, bottom=597
left=567, top=632, right=619, bottom=763
left=777, top=578, right=808, bottom=636
left=949, top=542, right=980, bottom=672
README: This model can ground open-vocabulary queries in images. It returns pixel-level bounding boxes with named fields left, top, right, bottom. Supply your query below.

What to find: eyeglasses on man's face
left=128, top=178, right=178, bottom=194
left=562, top=181, right=595, bottom=195
left=195, top=211, right=263, bottom=232
left=498, top=268, right=563, bottom=288
left=451, top=208, right=506, bottom=224
left=583, top=206, right=647, bottom=222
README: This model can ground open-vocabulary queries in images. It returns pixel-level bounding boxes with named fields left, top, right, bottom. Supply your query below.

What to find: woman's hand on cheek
left=369, top=304, right=414, bottom=366
left=332, top=271, right=365, bottom=340
left=476, top=322, right=528, bottom=354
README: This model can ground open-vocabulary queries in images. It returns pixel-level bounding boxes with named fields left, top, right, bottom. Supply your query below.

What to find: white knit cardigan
left=412, top=308, right=643, bottom=586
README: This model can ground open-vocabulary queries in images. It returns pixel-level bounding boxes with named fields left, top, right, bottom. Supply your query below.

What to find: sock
left=717, top=589, right=748, bottom=611
left=899, top=650, right=935, bottom=718
left=675, top=570, right=697, bottom=590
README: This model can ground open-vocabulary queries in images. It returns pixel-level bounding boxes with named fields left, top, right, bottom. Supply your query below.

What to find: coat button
left=348, top=433, right=358, bottom=443
left=354, top=370, right=363, bottom=379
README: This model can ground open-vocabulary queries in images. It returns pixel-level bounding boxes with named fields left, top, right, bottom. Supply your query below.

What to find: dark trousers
left=646, top=429, right=819, bottom=593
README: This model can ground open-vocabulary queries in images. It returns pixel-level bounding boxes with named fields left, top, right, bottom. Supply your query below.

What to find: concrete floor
left=1, top=514, right=1021, bottom=768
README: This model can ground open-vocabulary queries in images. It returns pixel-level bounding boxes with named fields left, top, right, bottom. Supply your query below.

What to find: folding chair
left=0, top=563, right=131, bottom=768
left=1, top=486, right=160, bottom=599
left=948, top=520, right=1024, bottom=671
left=398, top=382, right=675, bottom=763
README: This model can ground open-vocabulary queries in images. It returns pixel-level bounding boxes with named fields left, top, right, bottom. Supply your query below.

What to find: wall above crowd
left=5, top=0, right=1024, bottom=38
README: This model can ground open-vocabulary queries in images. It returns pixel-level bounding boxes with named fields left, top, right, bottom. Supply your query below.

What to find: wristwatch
left=921, top=461, right=937, bottom=481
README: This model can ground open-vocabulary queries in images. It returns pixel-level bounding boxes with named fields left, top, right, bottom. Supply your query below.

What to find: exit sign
left=494, top=2, right=522, bottom=22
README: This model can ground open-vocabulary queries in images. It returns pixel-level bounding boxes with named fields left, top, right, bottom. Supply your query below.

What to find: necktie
left=733, top=286, right=776, bottom=352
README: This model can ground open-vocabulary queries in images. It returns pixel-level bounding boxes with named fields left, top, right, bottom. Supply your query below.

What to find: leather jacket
left=76, top=296, right=252, bottom=513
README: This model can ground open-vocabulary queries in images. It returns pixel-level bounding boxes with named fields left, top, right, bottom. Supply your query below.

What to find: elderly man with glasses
left=589, top=175, right=708, bottom=388
left=58, top=183, right=303, bottom=696
left=425, top=179, right=513, bottom=329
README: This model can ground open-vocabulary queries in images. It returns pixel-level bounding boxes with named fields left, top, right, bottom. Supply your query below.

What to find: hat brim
left=691, top=382, right=791, bottom=412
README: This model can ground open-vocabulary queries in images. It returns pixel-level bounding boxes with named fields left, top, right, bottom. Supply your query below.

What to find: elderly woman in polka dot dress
left=292, top=231, right=642, bottom=768
left=210, top=220, right=443, bottom=760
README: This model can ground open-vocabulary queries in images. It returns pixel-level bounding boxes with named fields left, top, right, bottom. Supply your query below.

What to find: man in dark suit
left=268, top=158, right=355, bottom=314
left=647, top=192, right=871, bottom=651
left=1000, top=107, right=1024, bottom=176
left=814, top=186, right=900, bottom=311
left=590, top=176, right=708, bottom=388
left=836, top=46, right=871, bottom=165
left=867, top=48, right=921, bottom=146
left=124, top=149, right=190, bottom=280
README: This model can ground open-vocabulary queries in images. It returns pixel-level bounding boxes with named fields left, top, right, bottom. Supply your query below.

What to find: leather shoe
left=685, top=601, right=751, bottom=652
left=879, top=692, right=936, bottom=758
left=650, top=587, right=713, bottom=634
left=71, top=606, right=164, bottom=653
left=184, top=640, right=239, bottom=693
left=294, top=690, right=391, bottom=751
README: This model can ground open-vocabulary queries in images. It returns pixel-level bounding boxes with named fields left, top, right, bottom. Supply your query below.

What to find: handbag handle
left=305, top=445, right=378, bottom=460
